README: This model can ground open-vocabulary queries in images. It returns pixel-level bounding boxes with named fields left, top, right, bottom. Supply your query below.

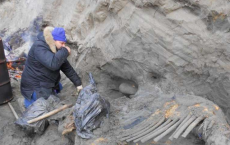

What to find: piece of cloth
left=24, top=83, right=63, bottom=108
left=20, top=27, right=81, bottom=101
left=51, top=27, right=67, bottom=42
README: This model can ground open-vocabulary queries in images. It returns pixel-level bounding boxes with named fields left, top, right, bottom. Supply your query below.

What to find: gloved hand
left=72, top=85, right=83, bottom=96
left=76, top=85, right=83, bottom=94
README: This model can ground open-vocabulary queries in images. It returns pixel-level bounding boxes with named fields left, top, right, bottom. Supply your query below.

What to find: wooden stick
left=173, top=115, right=196, bottom=139
left=182, top=116, right=204, bottom=138
left=27, top=104, right=73, bottom=124
left=8, top=102, right=19, bottom=119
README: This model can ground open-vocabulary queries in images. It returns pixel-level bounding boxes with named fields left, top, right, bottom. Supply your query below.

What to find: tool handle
left=8, top=102, right=19, bottom=119
left=27, top=104, right=73, bottom=124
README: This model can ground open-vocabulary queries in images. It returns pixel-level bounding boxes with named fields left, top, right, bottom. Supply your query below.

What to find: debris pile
left=4, top=41, right=26, bottom=80
left=7, top=57, right=26, bottom=81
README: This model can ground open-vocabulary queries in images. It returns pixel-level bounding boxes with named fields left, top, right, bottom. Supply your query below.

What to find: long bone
left=169, top=114, right=191, bottom=140
left=120, top=114, right=162, bottom=138
left=208, top=120, right=215, bottom=129
left=125, top=117, right=165, bottom=142
left=140, top=118, right=179, bottom=143
left=173, top=115, right=197, bottom=139
left=150, top=119, right=172, bottom=133
left=120, top=116, right=164, bottom=141
left=154, top=115, right=187, bottom=142
left=120, top=119, right=151, bottom=137
left=182, top=116, right=205, bottom=137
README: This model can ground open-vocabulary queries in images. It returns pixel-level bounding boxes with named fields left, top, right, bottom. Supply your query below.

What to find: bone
left=120, top=114, right=160, bottom=138
left=173, top=115, right=197, bottom=139
left=203, top=120, right=210, bottom=138
left=125, top=117, right=165, bottom=142
left=120, top=116, right=163, bottom=141
left=151, top=119, right=172, bottom=132
left=140, top=119, right=179, bottom=143
left=208, top=120, right=215, bottom=129
left=131, top=118, right=172, bottom=142
left=169, top=114, right=190, bottom=140
left=119, top=118, right=153, bottom=138
left=154, top=116, right=186, bottom=142
left=182, top=116, right=205, bottom=138
left=128, top=117, right=165, bottom=137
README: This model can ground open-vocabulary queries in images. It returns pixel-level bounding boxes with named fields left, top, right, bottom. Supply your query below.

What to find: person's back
left=21, top=27, right=82, bottom=108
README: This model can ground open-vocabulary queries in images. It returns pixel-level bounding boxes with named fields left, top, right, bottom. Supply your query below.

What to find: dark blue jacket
left=21, top=32, right=81, bottom=100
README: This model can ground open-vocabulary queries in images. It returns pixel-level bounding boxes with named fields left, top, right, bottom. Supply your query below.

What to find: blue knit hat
left=52, top=27, right=67, bottom=42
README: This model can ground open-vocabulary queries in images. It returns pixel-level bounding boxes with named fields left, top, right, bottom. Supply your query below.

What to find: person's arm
left=34, top=43, right=69, bottom=71
left=61, top=60, right=82, bottom=86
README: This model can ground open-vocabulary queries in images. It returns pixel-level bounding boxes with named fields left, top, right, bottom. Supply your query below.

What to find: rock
left=119, top=83, right=138, bottom=95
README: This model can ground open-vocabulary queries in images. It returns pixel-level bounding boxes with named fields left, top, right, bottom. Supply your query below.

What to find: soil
left=0, top=78, right=206, bottom=145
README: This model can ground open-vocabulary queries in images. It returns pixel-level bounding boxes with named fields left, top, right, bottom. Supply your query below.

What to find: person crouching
left=20, top=27, right=83, bottom=108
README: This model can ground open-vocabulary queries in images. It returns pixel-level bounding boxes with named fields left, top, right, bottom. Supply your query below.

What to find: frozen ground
left=1, top=0, right=230, bottom=144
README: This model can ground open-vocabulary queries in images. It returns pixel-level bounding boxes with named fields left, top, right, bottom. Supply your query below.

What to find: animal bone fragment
left=140, top=119, right=179, bottom=143
left=154, top=115, right=187, bottom=142
left=182, top=116, right=205, bottom=138
left=173, top=115, right=197, bottom=139
left=119, top=111, right=162, bottom=138
left=120, top=95, right=230, bottom=145
left=169, top=114, right=190, bottom=140
left=124, top=117, right=165, bottom=142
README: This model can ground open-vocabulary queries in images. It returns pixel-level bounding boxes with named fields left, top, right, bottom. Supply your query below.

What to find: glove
left=72, top=85, right=83, bottom=96
left=76, top=85, right=83, bottom=94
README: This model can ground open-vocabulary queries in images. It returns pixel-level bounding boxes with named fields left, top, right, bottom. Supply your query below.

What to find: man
left=20, top=27, right=83, bottom=108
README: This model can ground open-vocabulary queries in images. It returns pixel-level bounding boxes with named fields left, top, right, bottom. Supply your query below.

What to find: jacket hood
left=37, top=26, right=56, bottom=53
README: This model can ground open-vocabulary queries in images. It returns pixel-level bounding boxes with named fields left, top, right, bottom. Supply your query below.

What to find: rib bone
left=140, top=119, right=179, bottom=143
left=182, top=116, right=205, bottom=138
left=120, top=117, right=164, bottom=141
left=154, top=116, right=186, bottom=142
left=169, top=114, right=191, bottom=140
left=125, top=117, right=165, bottom=142
left=173, top=115, right=196, bottom=139
left=120, top=114, right=161, bottom=138
left=151, top=119, right=172, bottom=133
left=120, top=119, right=154, bottom=139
